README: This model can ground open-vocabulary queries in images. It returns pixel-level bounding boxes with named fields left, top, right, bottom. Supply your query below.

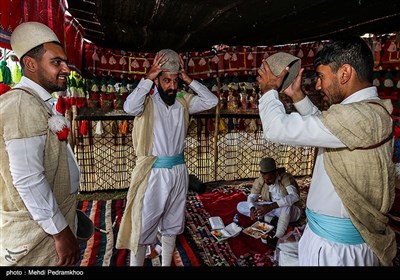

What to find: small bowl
left=261, top=234, right=269, bottom=244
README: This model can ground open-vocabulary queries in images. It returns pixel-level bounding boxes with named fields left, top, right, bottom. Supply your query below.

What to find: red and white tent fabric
left=0, top=0, right=83, bottom=72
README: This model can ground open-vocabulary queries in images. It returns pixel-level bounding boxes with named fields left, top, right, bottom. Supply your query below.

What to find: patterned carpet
left=77, top=176, right=400, bottom=267
left=77, top=177, right=311, bottom=266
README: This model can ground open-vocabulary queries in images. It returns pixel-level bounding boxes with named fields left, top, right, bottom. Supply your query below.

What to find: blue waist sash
left=306, top=208, right=364, bottom=245
left=152, top=153, right=185, bottom=169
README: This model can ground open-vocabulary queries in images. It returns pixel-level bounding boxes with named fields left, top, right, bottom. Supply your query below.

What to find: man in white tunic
left=0, top=22, right=81, bottom=266
left=257, top=37, right=395, bottom=266
left=116, top=49, right=218, bottom=266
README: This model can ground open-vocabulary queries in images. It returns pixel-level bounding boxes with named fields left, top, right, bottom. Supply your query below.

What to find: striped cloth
left=77, top=199, right=200, bottom=266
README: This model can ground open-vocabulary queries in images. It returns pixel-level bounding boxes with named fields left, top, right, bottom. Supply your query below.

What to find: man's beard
left=158, top=86, right=177, bottom=106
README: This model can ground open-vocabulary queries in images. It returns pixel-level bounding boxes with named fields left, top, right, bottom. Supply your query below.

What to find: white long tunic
left=124, top=78, right=218, bottom=244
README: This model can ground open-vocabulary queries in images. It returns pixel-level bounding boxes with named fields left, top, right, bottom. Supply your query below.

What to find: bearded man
left=116, top=49, right=218, bottom=266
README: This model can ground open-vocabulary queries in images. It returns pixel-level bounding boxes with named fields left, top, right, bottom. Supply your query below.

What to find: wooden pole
left=213, top=78, right=221, bottom=180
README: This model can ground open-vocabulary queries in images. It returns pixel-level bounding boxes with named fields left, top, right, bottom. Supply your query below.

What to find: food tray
left=242, top=227, right=264, bottom=239
left=250, top=221, right=274, bottom=233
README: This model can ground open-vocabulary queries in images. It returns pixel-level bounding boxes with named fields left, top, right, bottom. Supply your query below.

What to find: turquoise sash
left=152, top=153, right=185, bottom=169
left=306, top=208, right=364, bottom=244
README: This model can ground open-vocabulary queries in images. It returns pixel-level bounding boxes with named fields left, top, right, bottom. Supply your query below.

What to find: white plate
left=242, top=227, right=264, bottom=239
left=250, top=221, right=274, bottom=233
left=211, top=222, right=242, bottom=242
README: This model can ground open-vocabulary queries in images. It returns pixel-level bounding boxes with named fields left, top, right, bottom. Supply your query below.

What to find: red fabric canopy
left=0, top=0, right=82, bottom=72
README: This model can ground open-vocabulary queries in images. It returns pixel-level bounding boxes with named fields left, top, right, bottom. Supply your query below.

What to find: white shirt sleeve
left=258, top=90, right=345, bottom=148
left=293, top=95, right=321, bottom=116
left=187, top=80, right=219, bottom=114
left=276, top=184, right=300, bottom=207
left=5, top=136, right=68, bottom=235
left=123, top=78, right=154, bottom=115
left=247, top=193, right=259, bottom=208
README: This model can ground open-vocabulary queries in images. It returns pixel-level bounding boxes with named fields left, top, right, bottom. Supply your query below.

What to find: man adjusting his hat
left=116, top=49, right=218, bottom=266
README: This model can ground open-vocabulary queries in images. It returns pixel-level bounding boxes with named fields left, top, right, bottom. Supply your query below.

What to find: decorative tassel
left=188, top=58, right=195, bottom=67
left=55, top=95, right=66, bottom=115
left=248, top=119, right=258, bottom=133
left=238, top=118, right=246, bottom=131
left=12, top=62, right=22, bottom=83
left=119, top=120, right=129, bottom=134
left=218, top=119, right=228, bottom=134
left=48, top=115, right=70, bottom=141
left=0, top=61, right=12, bottom=85
left=80, top=120, right=88, bottom=135
left=0, top=83, right=11, bottom=96
left=111, top=121, right=119, bottom=135
left=95, top=121, right=104, bottom=136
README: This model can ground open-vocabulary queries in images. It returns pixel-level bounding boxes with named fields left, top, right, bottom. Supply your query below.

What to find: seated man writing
left=237, top=157, right=302, bottom=240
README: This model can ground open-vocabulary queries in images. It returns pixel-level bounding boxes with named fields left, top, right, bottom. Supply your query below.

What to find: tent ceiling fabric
left=67, top=0, right=400, bottom=52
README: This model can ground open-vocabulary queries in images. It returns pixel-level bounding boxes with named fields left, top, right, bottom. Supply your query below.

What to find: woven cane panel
left=74, top=114, right=316, bottom=192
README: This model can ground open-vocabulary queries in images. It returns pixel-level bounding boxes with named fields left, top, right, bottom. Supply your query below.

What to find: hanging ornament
left=199, top=57, right=207, bottom=66
left=0, top=83, right=11, bottom=96
left=119, top=56, right=127, bottom=65
left=55, top=95, right=66, bottom=115
left=95, top=121, right=104, bottom=136
left=0, top=61, right=12, bottom=85
left=218, top=119, right=228, bottom=134
left=92, top=49, right=100, bottom=61
left=247, top=52, right=253, bottom=60
left=48, top=115, right=70, bottom=141
left=224, top=52, right=231, bottom=60
left=231, top=53, right=237, bottom=61
left=211, top=55, right=219, bottom=64
left=388, top=41, right=397, bottom=52
left=238, top=119, right=246, bottom=131
left=80, top=120, right=88, bottom=136
left=248, top=119, right=258, bottom=133
left=143, top=58, right=150, bottom=68
left=188, top=58, right=195, bottom=67
left=111, top=121, right=119, bottom=135
left=101, top=55, right=107, bottom=64
left=119, top=120, right=129, bottom=134
left=109, top=55, right=117, bottom=65
left=297, top=49, right=304, bottom=58
left=11, top=55, right=22, bottom=83
left=131, top=59, right=140, bottom=68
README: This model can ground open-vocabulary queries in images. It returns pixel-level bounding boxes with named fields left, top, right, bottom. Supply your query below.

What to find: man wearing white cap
left=0, top=22, right=81, bottom=266
left=116, top=49, right=218, bottom=266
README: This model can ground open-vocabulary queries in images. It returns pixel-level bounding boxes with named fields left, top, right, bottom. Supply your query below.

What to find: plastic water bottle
left=233, top=213, right=239, bottom=225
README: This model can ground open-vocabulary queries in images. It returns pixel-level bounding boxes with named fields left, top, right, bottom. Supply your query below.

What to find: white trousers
left=139, top=164, right=188, bottom=245
left=298, top=224, right=379, bottom=266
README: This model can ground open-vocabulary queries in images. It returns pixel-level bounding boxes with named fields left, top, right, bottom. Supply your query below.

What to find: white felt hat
left=263, top=52, right=301, bottom=92
left=11, top=21, right=60, bottom=59
left=159, top=49, right=180, bottom=74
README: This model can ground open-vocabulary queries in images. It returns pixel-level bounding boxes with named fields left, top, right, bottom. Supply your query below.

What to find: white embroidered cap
left=11, top=21, right=60, bottom=59
left=159, top=49, right=180, bottom=74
